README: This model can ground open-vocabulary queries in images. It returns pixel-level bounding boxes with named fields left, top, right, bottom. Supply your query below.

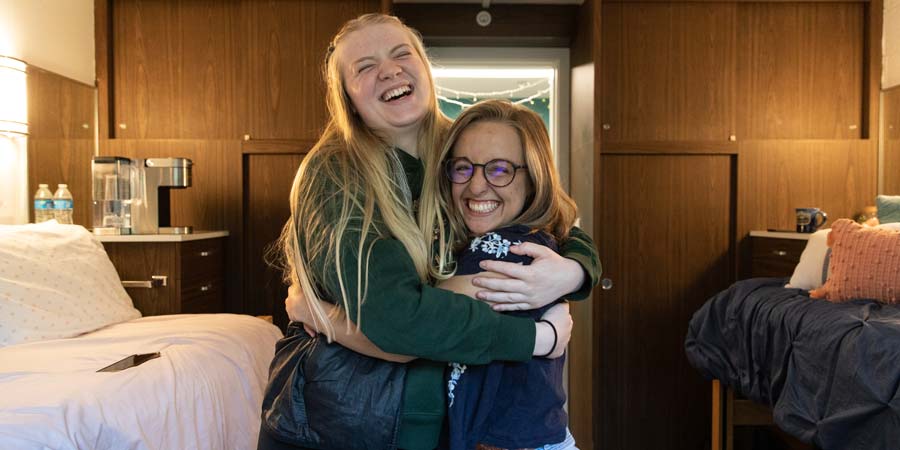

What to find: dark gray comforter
left=685, top=277, right=900, bottom=450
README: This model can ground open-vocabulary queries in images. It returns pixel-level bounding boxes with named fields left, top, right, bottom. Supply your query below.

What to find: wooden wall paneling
left=242, top=0, right=378, bottom=140
left=865, top=0, right=884, bottom=140
left=112, top=0, right=241, bottom=139
left=27, top=139, right=94, bottom=227
left=26, top=67, right=96, bottom=226
left=244, top=152, right=306, bottom=330
left=96, top=0, right=112, bottom=139
left=736, top=140, right=876, bottom=276
left=99, top=139, right=243, bottom=312
left=27, top=67, right=95, bottom=140
left=597, top=154, right=732, bottom=450
left=884, top=87, right=900, bottom=194
left=394, top=4, right=578, bottom=47
left=736, top=2, right=865, bottom=139
left=600, top=3, right=736, bottom=142
left=567, top=1, right=596, bottom=446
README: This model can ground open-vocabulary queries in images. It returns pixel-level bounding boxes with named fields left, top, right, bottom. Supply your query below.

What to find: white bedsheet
left=0, top=314, right=282, bottom=450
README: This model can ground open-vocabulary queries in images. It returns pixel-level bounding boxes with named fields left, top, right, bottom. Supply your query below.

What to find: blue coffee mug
left=796, top=208, right=828, bottom=233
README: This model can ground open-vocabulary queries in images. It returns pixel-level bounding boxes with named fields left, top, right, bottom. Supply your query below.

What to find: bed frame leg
left=712, top=379, right=732, bottom=450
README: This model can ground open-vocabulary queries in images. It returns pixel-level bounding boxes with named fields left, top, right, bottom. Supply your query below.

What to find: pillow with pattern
left=0, top=221, right=141, bottom=346
left=810, top=219, right=900, bottom=303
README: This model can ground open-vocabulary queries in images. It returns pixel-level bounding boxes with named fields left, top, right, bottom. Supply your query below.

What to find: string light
left=437, top=87, right=552, bottom=110
left=435, top=79, right=546, bottom=99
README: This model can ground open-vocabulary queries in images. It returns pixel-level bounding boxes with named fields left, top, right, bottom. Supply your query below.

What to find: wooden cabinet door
left=113, top=0, right=241, bottom=139
left=244, top=152, right=306, bottom=330
left=736, top=2, right=865, bottom=139
left=112, top=0, right=379, bottom=140
left=597, top=154, right=733, bottom=450
left=601, top=3, right=736, bottom=142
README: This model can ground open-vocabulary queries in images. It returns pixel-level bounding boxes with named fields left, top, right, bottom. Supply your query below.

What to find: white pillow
left=787, top=222, right=900, bottom=290
left=0, top=221, right=141, bottom=346
left=786, top=229, right=831, bottom=289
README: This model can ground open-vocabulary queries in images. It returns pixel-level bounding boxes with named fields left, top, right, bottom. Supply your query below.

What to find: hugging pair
left=260, top=13, right=598, bottom=450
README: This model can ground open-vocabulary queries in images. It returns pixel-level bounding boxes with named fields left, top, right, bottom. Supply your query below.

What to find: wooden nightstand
left=99, top=231, right=229, bottom=316
left=749, top=231, right=812, bottom=278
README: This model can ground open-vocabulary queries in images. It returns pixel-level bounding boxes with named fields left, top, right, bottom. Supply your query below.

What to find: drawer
left=751, top=237, right=808, bottom=278
left=181, top=239, right=225, bottom=285
left=181, top=277, right=224, bottom=313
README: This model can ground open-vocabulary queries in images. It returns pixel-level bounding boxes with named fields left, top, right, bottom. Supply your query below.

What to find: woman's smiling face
left=450, top=121, right=533, bottom=235
left=336, top=23, right=432, bottom=142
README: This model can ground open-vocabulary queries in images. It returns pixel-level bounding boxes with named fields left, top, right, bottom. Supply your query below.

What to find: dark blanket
left=685, top=278, right=900, bottom=450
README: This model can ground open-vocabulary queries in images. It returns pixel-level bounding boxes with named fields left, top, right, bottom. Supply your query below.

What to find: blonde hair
left=427, top=99, right=579, bottom=253
left=277, top=13, right=452, bottom=340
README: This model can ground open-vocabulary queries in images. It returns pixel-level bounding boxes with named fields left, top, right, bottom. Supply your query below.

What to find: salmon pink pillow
left=810, top=219, right=900, bottom=303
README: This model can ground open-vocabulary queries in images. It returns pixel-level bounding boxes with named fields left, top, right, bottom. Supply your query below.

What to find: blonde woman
left=259, top=13, right=599, bottom=450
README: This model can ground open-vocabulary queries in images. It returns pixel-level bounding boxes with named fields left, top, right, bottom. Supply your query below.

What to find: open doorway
left=428, top=47, right=571, bottom=189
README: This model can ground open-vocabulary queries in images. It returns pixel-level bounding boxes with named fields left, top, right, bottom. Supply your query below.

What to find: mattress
left=0, top=314, right=282, bottom=450
left=685, top=278, right=900, bottom=450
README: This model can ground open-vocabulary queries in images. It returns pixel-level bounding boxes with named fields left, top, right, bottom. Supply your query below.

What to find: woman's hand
left=285, top=283, right=415, bottom=363
left=473, top=242, right=586, bottom=311
left=533, top=302, right=572, bottom=359
left=285, top=283, right=322, bottom=336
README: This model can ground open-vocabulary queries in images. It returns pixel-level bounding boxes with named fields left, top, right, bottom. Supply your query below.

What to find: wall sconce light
left=0, top=55, right=30, bottom=224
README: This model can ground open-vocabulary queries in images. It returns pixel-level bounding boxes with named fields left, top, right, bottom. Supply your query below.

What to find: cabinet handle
left=772, top=250, right=788, bottom=256
left=200, top=284, right=212, bottom=292
left=122, top=275, right=168, bottom=288
left=199, top=251, right=211, bottom=257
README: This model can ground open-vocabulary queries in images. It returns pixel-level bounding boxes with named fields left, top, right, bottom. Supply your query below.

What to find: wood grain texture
left=603, top=141, right=738, bottom=154
left=736, top=2, right=865, bottom=139
left=736, top=140, right=876, bottom=276
left=113, top=0, right=241, bottom=139
left=99, top=139, right=243, bottom=313
left=601, top=3, right=736, bottom=142
left=27, top=67, right=95, bottom=140
left=102, top=241, right=179, bottom=316
left=96, top=0, right=112, bottom=139
left=394, top=4, right=578, bottom=47
left=866, top=0, right=883, bottom=139
left=112, top=0, right=378, bottom=140
left=26, top=63, right=97, bottom=227
left=750, top=237, right=807, bottom=278
left=244, top=152, right=306, bottom=330
left=27, top=139, right=94, bottom=227
left=243, top=0, right=376, bottom=140
left=884, top=87, right=900, bottom=194
left=598, top=154, right=733, bottom=450
left=568, top=2, right=595, bottom=444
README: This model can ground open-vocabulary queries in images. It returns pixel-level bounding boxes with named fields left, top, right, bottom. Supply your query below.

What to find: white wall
left=0, top=0, right=95, bottom=85
left=886, top=0, right=900, bottom=89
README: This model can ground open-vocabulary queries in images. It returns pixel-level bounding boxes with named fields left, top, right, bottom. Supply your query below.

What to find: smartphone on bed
left=97, top=352, right=161, bottom=372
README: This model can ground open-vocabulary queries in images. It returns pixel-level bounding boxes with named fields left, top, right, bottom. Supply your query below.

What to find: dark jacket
left=261, top=322, right=408, bottom=450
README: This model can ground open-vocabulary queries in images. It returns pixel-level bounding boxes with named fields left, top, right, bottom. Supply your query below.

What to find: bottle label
left=34, top=200, right=53, bottom=210
left=53, top=200, right=73, bottom=209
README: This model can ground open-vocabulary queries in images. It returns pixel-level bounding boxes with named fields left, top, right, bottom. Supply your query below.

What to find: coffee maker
left=92, top=156, right=194, bottom=235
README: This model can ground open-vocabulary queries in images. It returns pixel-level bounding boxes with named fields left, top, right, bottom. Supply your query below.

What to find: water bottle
left=33, top=184, right=54, bottom=223
left=52, top=184, right=74, bottom=224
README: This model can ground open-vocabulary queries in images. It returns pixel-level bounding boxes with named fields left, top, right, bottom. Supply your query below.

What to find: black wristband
left=537, top=319, right=558, bottom=358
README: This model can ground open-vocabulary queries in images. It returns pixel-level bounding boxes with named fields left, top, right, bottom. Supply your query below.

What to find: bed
left=686, top=219, right=900, bottom=450
left=0, top=222, right=283, bottom=450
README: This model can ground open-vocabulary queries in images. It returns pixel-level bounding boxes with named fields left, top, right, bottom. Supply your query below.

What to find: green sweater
left=306, top=149, right=600, bottom=449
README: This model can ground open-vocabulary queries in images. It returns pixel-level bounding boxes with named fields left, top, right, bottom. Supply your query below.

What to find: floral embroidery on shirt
left=469, top=232, right=522, bottom=259
left=447, top=362, right=467, bottom=408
